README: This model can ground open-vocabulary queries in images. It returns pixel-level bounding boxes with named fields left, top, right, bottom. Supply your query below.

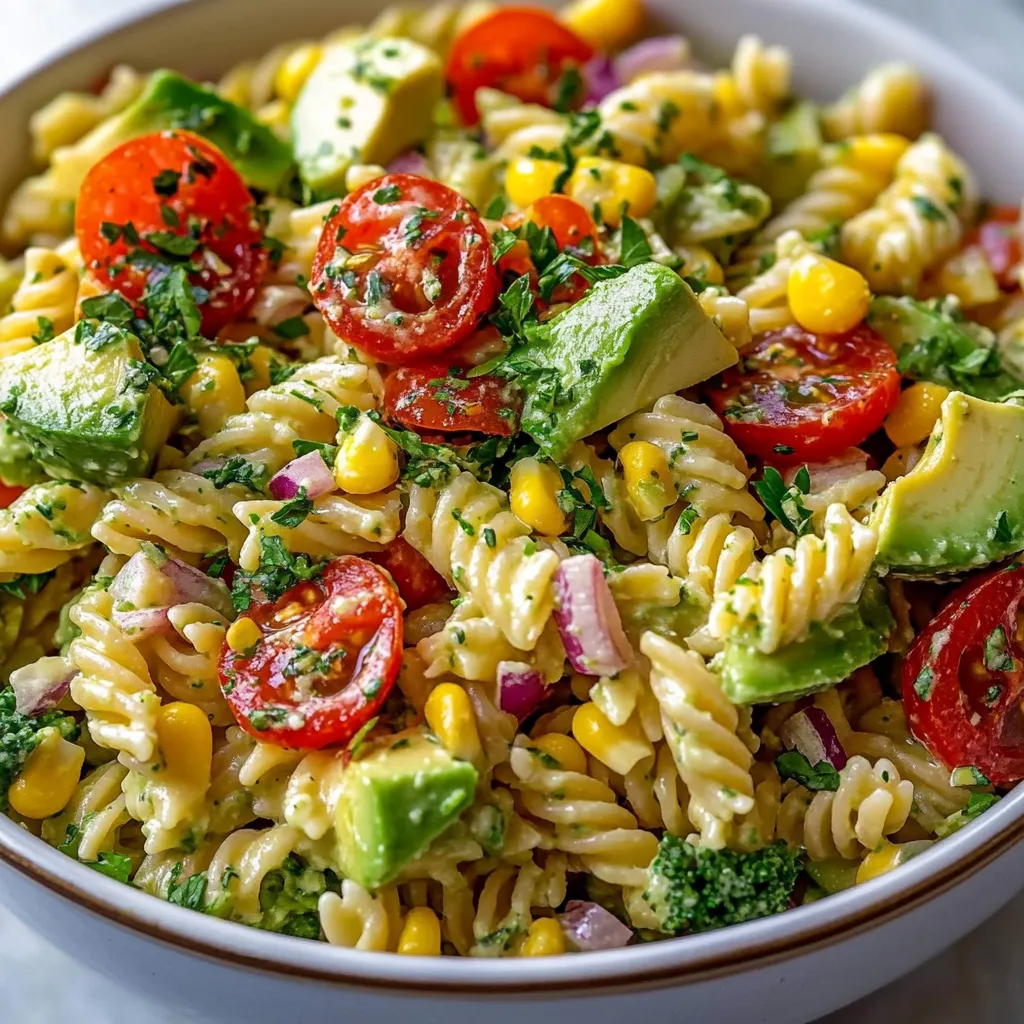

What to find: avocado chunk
left=871, top=296, right=1024, bottom=402
left=518, top=263, right=737, bottom=457
left=292, top=37, right=443, bottom=199
left=717, top=580, right=894, bottom=704
left=0, top=323, right=176, bottom=487
left=872, top=391, right=1024, bottom=575
left=760, top=101, right=823, bottom=207
left=334, top=729, right=478, bottom=889
left=0, top=419, right=45, bottom=487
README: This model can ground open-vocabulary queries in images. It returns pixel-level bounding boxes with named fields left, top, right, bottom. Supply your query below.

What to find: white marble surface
left=1, top=0, right=1024, bottom=1021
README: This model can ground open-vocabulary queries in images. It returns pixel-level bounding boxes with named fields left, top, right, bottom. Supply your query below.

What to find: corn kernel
left=425, top=683, right=483, bottom=763
left=520, top=917, right=566, bottom=957
left=346, top=164, right=388, bottom=192
left=157, top=702, right=213, bottom=792
left=856, top=841, right=903, bottom=884
left=274, top=43, right=323, bottom=102
left=179, top=354, right=247, bottom=436
left=561, top=0, right=643, bottom=52
left=839, top=133, right=911, bottom=176
left=505, top=159, right=565, bottom=210
left=8, top=729, right=85, bottom=820
left=885, top=382, right=949, bottom=448
left=245, top=345, right=274, bottom=394
left=225, top=617, right=262, bottom=652
left=334, top=412, right=400, bottom=494
left=532, top=733, right=589, bottom=775
left=938, top=246, right=1001, bottom=309
left=881, top=445, right=921, bottom=482
left=788, top=253, right=871, bottom=335
left=568, top=157, right=657, bottom=227
left=619, top=440, right=675, bottom=520
left=510, top=457, right=568, bottom=536
left=712, top=72, right=746, bottom=120
left=397, top=907, right=442, bottom=955
left=572, top=703, right=652, bottom=775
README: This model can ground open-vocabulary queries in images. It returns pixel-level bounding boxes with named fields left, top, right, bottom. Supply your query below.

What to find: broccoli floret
left=0, top=685, right=78, bottom=810
left=641, top=835, right=799, bottom=934
left=258, top=854, right=333, bottom=939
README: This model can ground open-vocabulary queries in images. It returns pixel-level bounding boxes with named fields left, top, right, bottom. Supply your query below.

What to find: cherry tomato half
left=219, top=556, right=403, bottom=750
left=970, top=206, right=1023, bottom=290
left=367, top=538, right=452, bottom=611
left=528, top=195, right=601, bottom=258
left=384, top=361, right=522, bottom=437
left=903, top=563, right=1024, bottom=786
left=705, top=324, right=901, bottom=465
left=76, top=130, right=267, bottom=335
left=311, top=174, right=499, bottom=364
left=446, top=7, right=594, bottom=125
left=0, top=483, right=25, bottom=509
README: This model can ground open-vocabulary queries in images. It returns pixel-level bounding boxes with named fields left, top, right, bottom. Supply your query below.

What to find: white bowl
left=2, top=2, right=1024, bottom=1022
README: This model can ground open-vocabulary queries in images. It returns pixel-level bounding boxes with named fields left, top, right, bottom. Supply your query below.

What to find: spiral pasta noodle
left=823, top=63, right=930, bottom=141
left=40, top=761, right=134, bottom=862
left=729, top=35, right=791, bottom=115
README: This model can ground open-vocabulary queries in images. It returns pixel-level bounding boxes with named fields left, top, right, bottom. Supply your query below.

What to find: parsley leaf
left=753, top=466, right=813, bottom=537
left=491, top=226, right=519, bottom=264
left=775, top=751, right=840, bottom=791
left=619, top=215, right=653, bottom=269
left=270, top=488, right=314, bottom=528
left=201, top=456, right=269, bottom=492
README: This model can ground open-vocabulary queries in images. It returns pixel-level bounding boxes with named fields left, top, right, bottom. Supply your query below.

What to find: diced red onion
left=553, top=555, right=633, bottom=677
left=614, top=36, right=691, bottom=84
left=250, top=284, right=309, bottom=328
left=112, top=606, right=174, bottom=641
left=583, top=56, right=619, bottom=104
left=110, top=550, right=177, bottom=608
left=268, top=451, right=336, bottom=501
left=9, top=657, right=75, bottom=716
left=785, top=448, right=871, bottom=494
left=558, top=901, right=633, bottom=951
left=190, top=457, right=228, bottom=477
left=779, top=707, right=847, bottom=770
left=387, top=150, right=431, bottom=177
left=159, top=557, right=235, bottom=619
left=497, top=661, right=547, bottom=721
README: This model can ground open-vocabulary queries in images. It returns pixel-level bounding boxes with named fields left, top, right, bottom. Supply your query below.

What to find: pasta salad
left=0, top=0, right=1020, bottom=958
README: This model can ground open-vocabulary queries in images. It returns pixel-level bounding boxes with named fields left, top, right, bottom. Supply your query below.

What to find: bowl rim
left=3, top=0, right=1024, bottom=995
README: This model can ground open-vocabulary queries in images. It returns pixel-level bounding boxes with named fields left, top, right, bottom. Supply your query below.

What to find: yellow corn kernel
left=840, top=133, right=911, bottom=176
left=520, top=917, right=567, bottom=957
left=334, top=412, right=400, bottom=494
left=346, top=163, right=388, bottom=192
left=788, top=253, right=871, bottom=335
left=157, top=702, right=213, bottom=792
left=572, top=703, right=652, bottom=775
left=938, top=246, right=1001, bottom=310
left=425, top=683, right=483, bottom=763
left=561, top=0, right=644, bottom=52
left=510, top=457, right=568, bottom=536
left=856, top=841, right=903, bottom=884
left=678, top=245, right=725, bottom=286
left=274, top=43, right=323, bottom=102
left=568, top=157, right=657, bottom=227
left=882, top=445, right=921, bottom=482
left=505, top=159, right=565, bottom=210
left=619, top=440, right=675, bottom=521
left=245, top=345, right=273, bottom=394
left=397, top=907, right=442, bottom=956
left=225, top=616, right=262, bottom=653
left=532, top=733, right=589, bottom=775
left=179, top=353, right=247, bottom=436
left=712, top=72, right=746, bottom=120
left=885, top=382, right=949, bottom=448
left=8, top=729, right=85, bottom=820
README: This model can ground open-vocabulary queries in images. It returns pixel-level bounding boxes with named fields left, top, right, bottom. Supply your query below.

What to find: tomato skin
left=368, top=538, right=452, bottom=611
left=311, top=174, right=499, bottom=363
left=528, top=196, right=600, bottom=258
left=383, top=361, right=522, bottom=437
left=971, top=206, right=1023, bottom=290
left=903, top=564, right=1024, bottom=787
left=76, top=130, right=267, bottom=335
left=705, top=324, right=901, bottom=465
left=219, top=556, right=403, bottom=750
left=0, top=483, right=25, bottom=509
left=446, top=7, right=594, bottom=125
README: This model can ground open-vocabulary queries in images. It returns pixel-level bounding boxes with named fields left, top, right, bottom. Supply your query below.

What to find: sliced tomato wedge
left=705, top=324, right=901, bottom=465
left=383, top=361, right=522, bottom=436
left=970, top=205, right=1023, bottom=290
left=311, top=174, right=498, bottom=363
left=903, top=563, right=1024, bottom=786
left=446, top=7, right=594, bottom=124
left=219, top=556, right=403, bottom=749
left=367, top=538, right=452, bottom=611
left=0, top=483, right=25, bottom=509
left=528, top=195, right=601, bottom=258
left=76, top=129, right=267, bottom=335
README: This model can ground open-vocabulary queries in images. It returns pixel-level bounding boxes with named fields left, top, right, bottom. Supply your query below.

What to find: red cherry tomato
left=76, top=130, right=267, bottom=335
left=0, top=483, right=25, bottom=509
left=970, top=206, right=1023, bottom=290
left=383, top=361, right=522, bottom=436
left=528, top=195, right=601, bottom=258
left=311, top=174, right=498, bottom=364
left=446, top=7, right=594, bottom=124
left=367, top=538, right=452, bottom=611
left=219, top=556, right=403, bottom=750
left=903, top=563, right=1024, bottom=786
left=705, top=324, right=901, bottom=465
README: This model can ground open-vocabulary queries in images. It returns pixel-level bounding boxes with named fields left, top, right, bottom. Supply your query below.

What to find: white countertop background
left=1, top=0, right=1023, bottom=1020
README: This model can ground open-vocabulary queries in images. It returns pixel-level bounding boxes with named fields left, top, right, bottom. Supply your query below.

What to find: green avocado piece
left=518, top=263, right=737, bottom=458
left=0, top=419, right=45, bottom=487
left=870, top=296, right=1024, bottom=402
left=760, top=101, right=823, bottom=207
left=334, top=730, right=478, bottom=889
left=717, top=580, right=894, bottom=704
left=804, top=858, right=859, bottom=894
left=0, top=323, right=176, bottom=487
left=56, top=71, right=295, bottom=194
left=292, top=37, right=443, bottom=199
left=872, top=391, right=1024, bottom=575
